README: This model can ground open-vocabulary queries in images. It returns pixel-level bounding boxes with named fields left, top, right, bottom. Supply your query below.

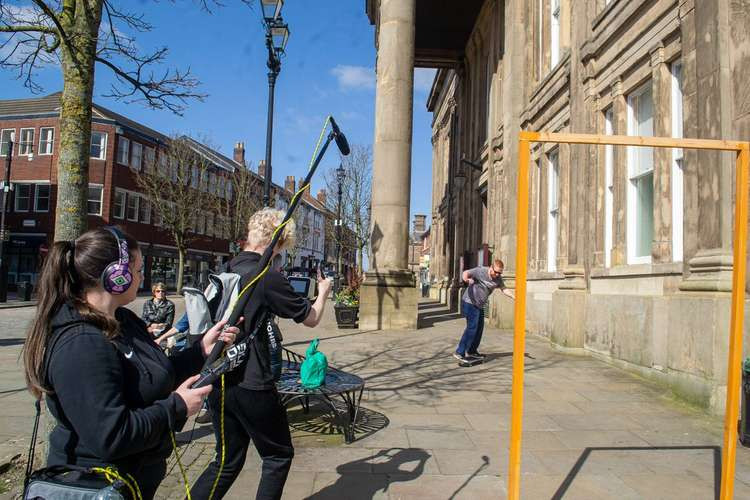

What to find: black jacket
left=226, top=252, right=310, bottom=390
left=45, top=303, right=205, bottom=472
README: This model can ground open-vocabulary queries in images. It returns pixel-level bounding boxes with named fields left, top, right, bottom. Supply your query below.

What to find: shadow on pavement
left=287, top=400, right=389, bottom=443
left=305, top=447, right=430, bottom=499
left=284, top=329, right=379, bottom=348
left=552, top=445, right=721, bottom=500
left=449, top=454, right=490, bottom=499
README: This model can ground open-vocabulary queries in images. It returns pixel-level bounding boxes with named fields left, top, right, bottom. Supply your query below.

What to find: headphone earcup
left=101, top=261, right=133, bottom=295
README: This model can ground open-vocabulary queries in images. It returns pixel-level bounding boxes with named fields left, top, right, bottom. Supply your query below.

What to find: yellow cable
left=207, top=374, right=225, bottom=500
left=91, top=466, right=142, bottom=500
left=308, top=116, right=331, bottom=172
left=169, top=431, right=192, bottom=500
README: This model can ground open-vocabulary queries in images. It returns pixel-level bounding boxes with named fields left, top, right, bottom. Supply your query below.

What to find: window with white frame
left=39, top=128, right=54, bottom=155
left=117, top=137, right=130, bottom=165
left=90, top=132, right=107, bottom=159
left=126, top=193, right=139, bottom=221
left=627, top=81, right=654, bottom=264
left=34, top=184, right=50, bottom=212
left=144, top=146, right=155, bottom=171
left=131, top=142, right=143, bottom=171
left=671, top=61, right=684, bottom=263
left=159, top=152, right=168, bottom=177
left=0, top=129, right=14, bottom=156
left=19, top=128, right=34, bottom=156
left=604, top=107, right=614, bottom=267
left=88, top=185, right=103, bottom=215
left=14, top=183, right=31, bottom=212
left=547, top=150, right=559, bottom=272
left=153, top=205, right=162, bottom=227
left=551, top=0, right=561, bottom=68
left=113, top=190, right=126, bottom=219
left=139, top=197, right=151, bottom=224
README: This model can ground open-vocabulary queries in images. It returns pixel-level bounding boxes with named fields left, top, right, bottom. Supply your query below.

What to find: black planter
left=334, top=304, right=359, bottom=328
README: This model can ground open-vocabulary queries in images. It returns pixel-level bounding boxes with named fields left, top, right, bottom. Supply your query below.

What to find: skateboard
left=458, top=357, right=483, bottom=367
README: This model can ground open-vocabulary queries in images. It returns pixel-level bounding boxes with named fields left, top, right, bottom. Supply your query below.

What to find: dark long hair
left=23, top=227, right=139, bottom=398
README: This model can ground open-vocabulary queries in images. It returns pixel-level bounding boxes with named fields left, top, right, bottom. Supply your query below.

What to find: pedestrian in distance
left=454, top=258, right=514, bottom=366
left=22, top=227, right=239, bottom=499
left=142, top=281, right=175, bottom=338
left=190, top=207, right=333, bottom=500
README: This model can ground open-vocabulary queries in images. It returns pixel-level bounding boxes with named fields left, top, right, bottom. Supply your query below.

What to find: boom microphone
left=329, top=116, right=350, bottom=156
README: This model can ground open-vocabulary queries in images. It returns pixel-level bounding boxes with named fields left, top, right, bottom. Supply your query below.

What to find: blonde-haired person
left=191, top=207, right=332, bottom=500
left=141, top=282, right=175, bottom=338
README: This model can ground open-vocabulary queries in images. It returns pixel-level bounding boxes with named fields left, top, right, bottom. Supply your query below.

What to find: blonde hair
left=246, top=207, right=296, bottom=251
left=151, top=282, right=166, bottom=296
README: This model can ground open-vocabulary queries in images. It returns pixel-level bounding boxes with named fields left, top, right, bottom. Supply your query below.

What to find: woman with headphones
left=22, top=227, right=239, bottom=499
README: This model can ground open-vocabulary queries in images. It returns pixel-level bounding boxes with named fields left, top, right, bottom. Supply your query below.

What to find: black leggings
left=189, top=386, right=294, bottom=500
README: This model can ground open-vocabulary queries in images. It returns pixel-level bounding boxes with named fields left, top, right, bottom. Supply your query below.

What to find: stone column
left=610, top=77, right=628, bottom=266
left=679, top=0, right=734, bottom=291
left=360, top=0, right=418, bottom=330
left=650, top=43, right=673, bottom=264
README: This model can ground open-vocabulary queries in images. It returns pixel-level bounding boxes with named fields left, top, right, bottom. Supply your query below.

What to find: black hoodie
left=45, top=302, right=205, bottom=474
left=226, top=252, right=311, bottom=390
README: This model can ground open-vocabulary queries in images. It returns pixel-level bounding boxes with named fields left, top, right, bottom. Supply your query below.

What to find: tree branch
left=0, top=24, right=55, bottom=34
left=95, top=53, right=206, bottom=115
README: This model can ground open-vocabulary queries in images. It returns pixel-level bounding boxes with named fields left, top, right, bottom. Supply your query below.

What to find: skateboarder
left=454, top=259, right=514, bottom=366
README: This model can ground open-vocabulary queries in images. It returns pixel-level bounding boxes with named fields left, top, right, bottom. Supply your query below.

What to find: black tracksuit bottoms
left=189, top=385, right=294, bottom=500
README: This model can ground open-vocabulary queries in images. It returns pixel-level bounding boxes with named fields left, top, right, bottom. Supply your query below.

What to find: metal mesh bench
left=276, top=348, right=364, bottom=443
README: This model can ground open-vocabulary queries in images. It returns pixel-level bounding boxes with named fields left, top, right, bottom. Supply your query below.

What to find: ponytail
left=23, top=241, right=80, bottom=398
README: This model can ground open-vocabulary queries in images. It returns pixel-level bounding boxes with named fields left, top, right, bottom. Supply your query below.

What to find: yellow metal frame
left=508, top=131, right=750, bottom=500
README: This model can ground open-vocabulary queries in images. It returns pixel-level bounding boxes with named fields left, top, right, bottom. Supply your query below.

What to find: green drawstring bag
left=300, top=338, right=328, bottom=389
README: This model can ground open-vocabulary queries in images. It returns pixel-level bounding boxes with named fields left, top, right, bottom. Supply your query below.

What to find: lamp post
left=335, top=164, right=345, bottom=295
left=0, top=140, right=13, bottom=302
left=261, top=0, right=290, bottom=207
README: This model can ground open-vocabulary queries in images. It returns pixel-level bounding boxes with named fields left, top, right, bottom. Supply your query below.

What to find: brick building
left=0, top=92, right=237, bottom=291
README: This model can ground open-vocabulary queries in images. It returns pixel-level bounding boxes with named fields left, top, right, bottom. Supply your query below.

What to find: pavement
left=2, top=297, right=750, bottom=499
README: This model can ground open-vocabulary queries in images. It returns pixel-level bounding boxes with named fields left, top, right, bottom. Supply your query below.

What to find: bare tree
left=0, top=0, right=248, bottom=240
left=217, top=162, right=263, bottom=252
left=134, top=136, right=221, bottom=291
left=323, top=144, right=372, bottom=272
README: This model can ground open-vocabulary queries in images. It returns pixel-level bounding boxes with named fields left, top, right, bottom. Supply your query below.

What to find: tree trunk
left=54, top=3, right=103, bottom=241
left=177, top=246, right=185, bottom=292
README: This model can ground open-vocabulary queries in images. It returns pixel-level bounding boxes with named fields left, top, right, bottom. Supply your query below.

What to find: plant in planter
left=334, top=271, right=360, bottom=328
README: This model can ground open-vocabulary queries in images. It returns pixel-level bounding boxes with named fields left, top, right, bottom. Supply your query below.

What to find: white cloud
left=331, top=65, right=375, bottom=90
left=414, top=68, right=437, bottom=93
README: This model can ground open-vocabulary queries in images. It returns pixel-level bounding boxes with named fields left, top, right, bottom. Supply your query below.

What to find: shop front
left=144, top=245, right=225, bottom=292
left=7, top=233, right=48, bottom=290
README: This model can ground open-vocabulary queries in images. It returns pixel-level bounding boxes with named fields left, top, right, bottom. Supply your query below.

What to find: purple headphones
left=101, top=226, right=133, bottom=295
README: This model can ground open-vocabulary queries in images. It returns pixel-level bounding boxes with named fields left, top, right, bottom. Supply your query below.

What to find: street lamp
left=335, top=164, right=345, bottom=295
left=0, top=140, right=13, bottom=302
left=261, top=0, right=290, bottom=207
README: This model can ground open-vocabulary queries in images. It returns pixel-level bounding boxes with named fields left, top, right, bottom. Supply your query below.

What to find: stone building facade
left=423, top=0, right=750, bottom=413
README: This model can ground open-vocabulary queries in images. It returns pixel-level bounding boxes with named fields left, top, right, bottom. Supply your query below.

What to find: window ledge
left=527, top=270, right=566, bottom=281
left=592, top=0, right=621, bottom=31
left=591, top=261, right=683, bottom=278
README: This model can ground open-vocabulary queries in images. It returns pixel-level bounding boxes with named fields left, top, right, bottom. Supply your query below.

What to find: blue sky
left=1, top=1, right=435, bottom=231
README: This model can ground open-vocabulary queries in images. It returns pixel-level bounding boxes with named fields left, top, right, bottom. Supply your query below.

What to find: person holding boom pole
left=190, top=116, right=349, bottom=500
